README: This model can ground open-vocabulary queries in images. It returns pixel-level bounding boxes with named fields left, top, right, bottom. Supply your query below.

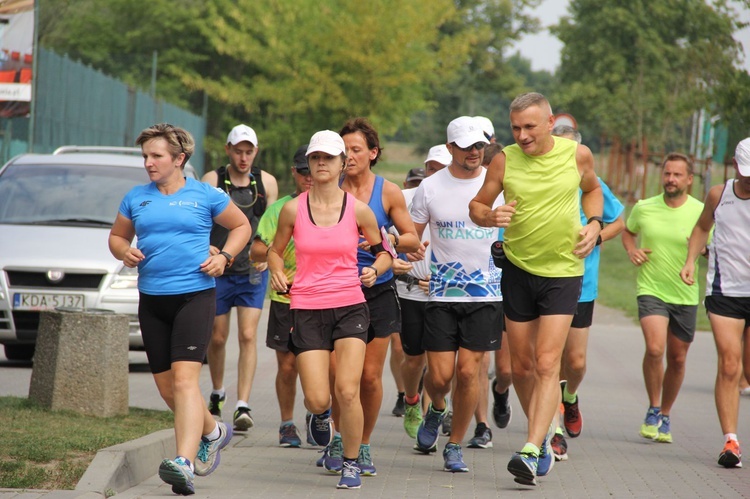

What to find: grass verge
left=0, top=397, right=172, bottom=490
left=597, top=227, right=711, bottom=332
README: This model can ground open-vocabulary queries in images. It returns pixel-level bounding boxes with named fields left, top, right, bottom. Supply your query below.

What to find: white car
left=0, top=146, right=197, bottom=360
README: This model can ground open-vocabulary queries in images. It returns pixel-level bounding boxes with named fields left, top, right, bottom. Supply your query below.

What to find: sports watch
left=218, top=251, right=235, bottom=268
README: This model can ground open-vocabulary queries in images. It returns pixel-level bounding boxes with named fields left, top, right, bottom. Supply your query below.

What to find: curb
left=74, top=429, right=174, bottom=497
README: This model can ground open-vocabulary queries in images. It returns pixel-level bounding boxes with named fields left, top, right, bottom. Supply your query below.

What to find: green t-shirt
left=254, top=194, right=296, bottom=304
left=626, top=194, right=704, bottom=305
left=502, top=137, right=584, bottom=277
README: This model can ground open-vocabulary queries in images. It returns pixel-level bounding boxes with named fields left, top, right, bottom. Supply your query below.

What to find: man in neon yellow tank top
left=622, top=153, right=703, bottom=445
left=469, top=92, right=603, bottom=486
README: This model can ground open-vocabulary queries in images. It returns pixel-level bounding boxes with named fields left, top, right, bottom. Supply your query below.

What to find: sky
left=513, top=0, right=750, bottom=73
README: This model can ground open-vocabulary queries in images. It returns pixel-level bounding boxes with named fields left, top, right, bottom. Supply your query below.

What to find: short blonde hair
left=136, top=123, right=195, bottom=168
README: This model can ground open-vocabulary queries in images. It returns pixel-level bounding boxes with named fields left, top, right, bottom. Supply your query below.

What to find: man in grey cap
left=251, top=145, right=314, bottom=448
left=202, top=124, right=278, bottom=431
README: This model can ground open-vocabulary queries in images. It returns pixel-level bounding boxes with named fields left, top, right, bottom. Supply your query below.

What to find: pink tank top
left=290, top=191, right=366, bottom=310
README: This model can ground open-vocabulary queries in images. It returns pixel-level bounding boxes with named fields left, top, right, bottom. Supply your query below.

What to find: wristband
left=218, top=251, right=234, bottom=268
left=367, top=265, right=378, bottom=277
left=587, top=216, right=604, bottom=230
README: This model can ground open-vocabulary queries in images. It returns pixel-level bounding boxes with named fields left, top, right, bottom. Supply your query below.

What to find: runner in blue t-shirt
left=109, top=123, right=251, bottom=495
left=549, top=126, right=625, bottom=461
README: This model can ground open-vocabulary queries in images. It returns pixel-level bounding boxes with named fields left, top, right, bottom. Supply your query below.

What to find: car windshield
left=0, top=163, right=148, bottom=225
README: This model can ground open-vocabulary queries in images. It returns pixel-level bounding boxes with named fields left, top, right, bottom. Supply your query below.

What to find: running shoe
left=491, top=380, right=512, bottom=429
left=316, top=446, right=328, bottom=467
left=308, top=408, right=333, bottom=447
left=324, top=435, right=344, bottom=473
left=403, top=400, right=423, bottom=438
left=561, top=382, right=583, bottom=438
left=551, top=432, right=568, bottom=461
left=207, top=392, right=225, bottom=421
left=337, top=460, right=362, bottom=489
left=233, top=407, right=254, bottom=431
left=392, top=392, right=406, bottom=417
left=718, top=439, right=743, bottom=468
left=467, top=422, right=493, bottom=449
left=416, top=403, right=446, bottom=453
left=357, top=444, right=377, bottom=476
left=195, top=422, right=233, bottom=476
left=537, top=434, right=555, bottom=477
left=279, top=422, right=302, bottom=448
left=443, top=443, right=469, bottom=472
left=158, top=457, right=195, bottom=496
left=656, top=415, right=672, bottom=443
left=639, top=407, right=661, bottom=440
left=507, top=452, right=537, bottom=486
left=441, top=410, right=453, bottom=436
left=305, top=412, right=317, bottom=446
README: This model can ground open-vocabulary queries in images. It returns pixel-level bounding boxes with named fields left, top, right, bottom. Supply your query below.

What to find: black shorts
left=423, top=301, right=503, bottom=352
left=266, top=300, right=293, bottom=353
left=705, top=295, right=750, bottom=329
left=138, top=288, right=216, bottom=374
left=399, top=297, right=427, bottom=356
left=637, top=295, right=697, bottom=343
left=363, top=277, right=401, bottom=341
left=289, top=303, right=369, bottom=355
left=571, top=301, right=595, bottom=329
left=501, top=258, right=582, bottom=322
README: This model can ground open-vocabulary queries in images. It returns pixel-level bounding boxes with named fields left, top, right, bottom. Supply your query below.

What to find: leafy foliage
left=553, top=0, right=749, bottom=150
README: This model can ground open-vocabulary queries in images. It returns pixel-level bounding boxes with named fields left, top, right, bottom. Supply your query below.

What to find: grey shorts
left=637, top=295, right=697, bottom=343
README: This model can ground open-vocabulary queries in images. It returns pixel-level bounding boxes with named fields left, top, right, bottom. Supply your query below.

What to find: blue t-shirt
left=579, top=178, right=624, bottom=302
left=118, top=177, right=231, bottom=295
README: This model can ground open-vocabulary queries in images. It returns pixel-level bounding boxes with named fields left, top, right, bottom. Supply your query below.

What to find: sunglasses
left=453, top=142, right=487, bottom=152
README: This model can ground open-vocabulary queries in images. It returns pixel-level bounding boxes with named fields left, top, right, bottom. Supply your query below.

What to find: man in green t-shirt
left=249, top=145, right=313, bottom=448
left=622, top=153, right=704, bottom=445
left=469, top=92, right=603, bottom=486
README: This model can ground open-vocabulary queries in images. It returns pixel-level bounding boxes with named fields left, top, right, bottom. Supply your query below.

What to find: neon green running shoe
left=403, top=401, right=423, bottom=439
left=639, top=407, right=661, bottom=440
left=655, top=416, right=672, bottom=443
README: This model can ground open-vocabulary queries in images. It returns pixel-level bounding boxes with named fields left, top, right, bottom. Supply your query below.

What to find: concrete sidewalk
left=3, top=304, right=749, bottom=498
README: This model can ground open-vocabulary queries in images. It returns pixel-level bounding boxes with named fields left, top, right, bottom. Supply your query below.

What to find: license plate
left=13, top=293, right=85, bottom=311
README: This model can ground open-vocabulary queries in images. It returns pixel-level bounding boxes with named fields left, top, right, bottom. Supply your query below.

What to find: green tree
left=553, top=0, right=748, bottom=151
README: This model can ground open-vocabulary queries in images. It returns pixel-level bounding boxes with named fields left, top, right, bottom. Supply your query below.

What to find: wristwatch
left=218, top=251, right=235, bottom=268
left=587, top=216, right=604, bottom=230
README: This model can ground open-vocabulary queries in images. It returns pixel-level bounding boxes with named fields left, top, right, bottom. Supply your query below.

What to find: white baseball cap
left=227, top=124, right=258, bottom=146
left=447, top=116, right=490, bottom=149
left=474, top=116, right=495, bottom=140
left=424, top=144, right=452, bottom=166
left=735, top=137, right=750, bottom=177
left=306, top=130, right=346, bottom=157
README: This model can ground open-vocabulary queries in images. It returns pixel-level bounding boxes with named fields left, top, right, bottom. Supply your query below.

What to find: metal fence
left=0, top=47, right=206, bottom=173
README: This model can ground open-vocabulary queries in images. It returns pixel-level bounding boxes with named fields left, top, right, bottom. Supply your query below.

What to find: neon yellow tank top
left=502, top=137, right=584, bottom=277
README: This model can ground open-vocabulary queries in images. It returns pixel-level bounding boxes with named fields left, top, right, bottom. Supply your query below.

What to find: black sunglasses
left=453, top=142, right=486, bottom=152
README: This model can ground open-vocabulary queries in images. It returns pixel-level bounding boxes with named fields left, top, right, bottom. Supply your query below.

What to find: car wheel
left=4, top=344, right=35, bottom=361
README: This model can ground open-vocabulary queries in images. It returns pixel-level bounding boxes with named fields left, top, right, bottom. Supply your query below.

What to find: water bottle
left=248, top=263, right=262, bottom=285
left=490, top=241, right=506, bottom=268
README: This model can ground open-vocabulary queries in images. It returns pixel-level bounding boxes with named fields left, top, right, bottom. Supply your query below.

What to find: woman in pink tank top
left=267, top=130, right=392, bottom=490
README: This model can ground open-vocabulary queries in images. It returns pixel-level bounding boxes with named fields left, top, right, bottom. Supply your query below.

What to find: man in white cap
left=395, top=144, right=451, bottom=440
left=410, top=117, right=504, bottom=473
left=469, top=92, right=602, bottom=486
left=680, top=137, right=750, bottom=469
left=474, top=116, right=496, bottom=143
left=201, top=124, right=278, bottom=431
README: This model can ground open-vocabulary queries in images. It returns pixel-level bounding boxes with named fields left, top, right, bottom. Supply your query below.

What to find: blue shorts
left=215, top=272, right=268, bottom=315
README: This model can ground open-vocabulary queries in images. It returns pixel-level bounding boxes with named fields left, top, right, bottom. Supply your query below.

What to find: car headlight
left=109, top=265, right=138, bottom=289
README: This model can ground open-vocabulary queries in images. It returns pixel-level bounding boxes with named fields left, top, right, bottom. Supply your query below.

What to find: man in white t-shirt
left=395, top=145, right=451, bottom=439
left=410, top=117, right=504, bottom=473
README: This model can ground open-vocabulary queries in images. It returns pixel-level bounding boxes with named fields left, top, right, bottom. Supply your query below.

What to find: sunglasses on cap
left=453, top=142, right=487, bottom=152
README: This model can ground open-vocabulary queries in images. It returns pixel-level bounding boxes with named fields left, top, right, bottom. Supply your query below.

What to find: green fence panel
left=0, top=48, right=205, bottom=174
